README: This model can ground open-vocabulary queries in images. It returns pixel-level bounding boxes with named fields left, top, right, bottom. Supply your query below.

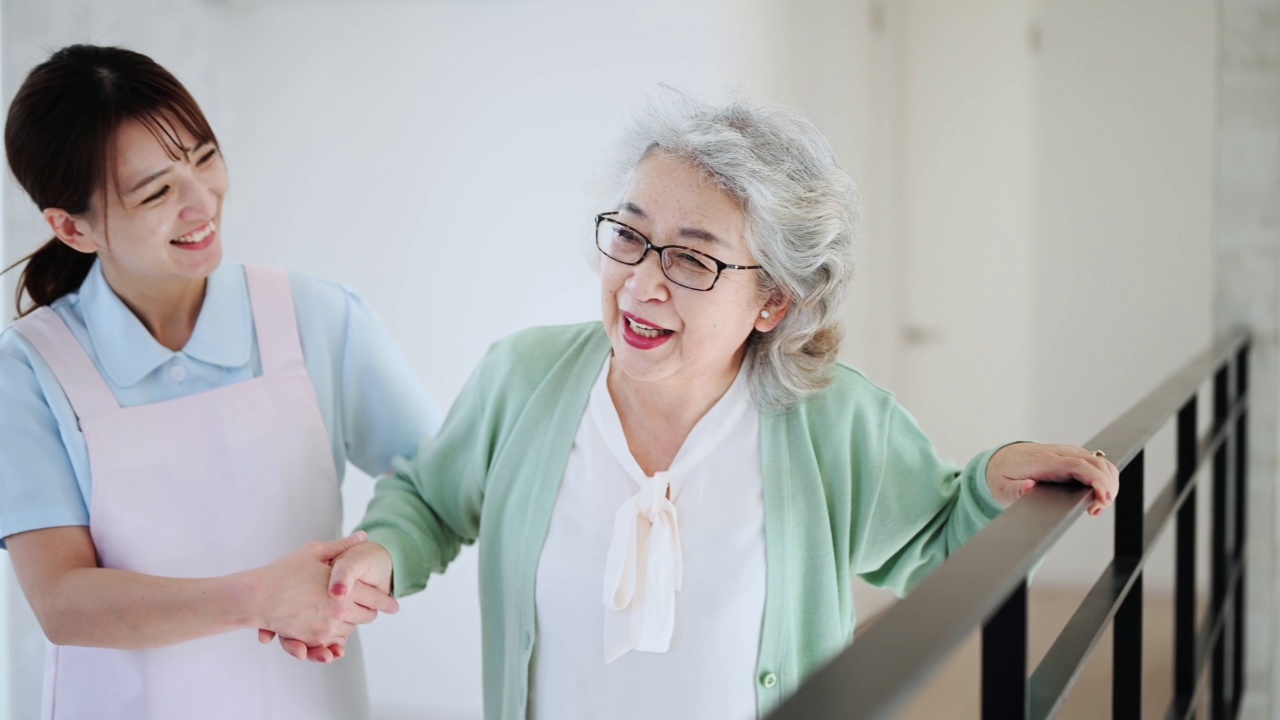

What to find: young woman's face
left=86, top=116, right=227, bottom=287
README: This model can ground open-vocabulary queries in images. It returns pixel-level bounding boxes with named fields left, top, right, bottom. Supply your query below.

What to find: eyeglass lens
left=596, top=217, right=720, bottom=290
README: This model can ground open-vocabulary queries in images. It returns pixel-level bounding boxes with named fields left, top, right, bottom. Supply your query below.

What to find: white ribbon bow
left=602, top=470, right=684, bottom=663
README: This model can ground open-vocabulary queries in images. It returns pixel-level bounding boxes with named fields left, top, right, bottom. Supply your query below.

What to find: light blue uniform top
left=0, top=259, right=441, bottom=547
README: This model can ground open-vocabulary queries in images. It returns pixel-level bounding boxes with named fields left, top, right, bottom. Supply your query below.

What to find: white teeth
left=172, top=221, right=216, bottom=244
left=626, top=317, right=667, bottom=339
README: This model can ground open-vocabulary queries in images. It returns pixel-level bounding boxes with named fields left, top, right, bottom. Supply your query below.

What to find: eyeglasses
left=594, top=212, right=763, bottom=291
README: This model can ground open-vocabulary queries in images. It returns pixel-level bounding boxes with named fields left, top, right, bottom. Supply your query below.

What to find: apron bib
left=14, top=265, right=368, bottom=720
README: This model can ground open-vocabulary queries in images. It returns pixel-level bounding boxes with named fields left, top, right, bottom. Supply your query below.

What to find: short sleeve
left=338, top=291, right=443, bottom=476
left=0, top=341, right=90, bottom=548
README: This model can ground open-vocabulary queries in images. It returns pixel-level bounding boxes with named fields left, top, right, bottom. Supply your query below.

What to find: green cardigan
left=359, top=323, right=1004, bottom=719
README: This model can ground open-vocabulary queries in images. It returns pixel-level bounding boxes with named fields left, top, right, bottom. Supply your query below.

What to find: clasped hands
left=252, top=530, right=397, bottom=663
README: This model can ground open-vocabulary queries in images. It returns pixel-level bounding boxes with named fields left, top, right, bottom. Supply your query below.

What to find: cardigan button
left=760, top=672, right=778, bottom=689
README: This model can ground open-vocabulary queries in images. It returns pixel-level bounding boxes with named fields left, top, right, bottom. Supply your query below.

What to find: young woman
left=0, top=44, right=438, bottom=720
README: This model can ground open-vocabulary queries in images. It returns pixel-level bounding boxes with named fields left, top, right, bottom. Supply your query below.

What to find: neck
left=607, top=353, right=744, bottom=475
left=100, top=264, right=207, bottom=352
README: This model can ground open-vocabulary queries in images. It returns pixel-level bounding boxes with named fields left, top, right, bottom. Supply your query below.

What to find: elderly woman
left=314, top=94, right=1119, bottom=719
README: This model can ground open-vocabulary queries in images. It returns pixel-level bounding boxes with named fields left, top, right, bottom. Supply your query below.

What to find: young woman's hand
left=986, top=443, right=1120, bottom=515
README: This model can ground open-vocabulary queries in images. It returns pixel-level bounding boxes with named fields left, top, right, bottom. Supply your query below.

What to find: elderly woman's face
left=601, top=152, right=783, bottom=393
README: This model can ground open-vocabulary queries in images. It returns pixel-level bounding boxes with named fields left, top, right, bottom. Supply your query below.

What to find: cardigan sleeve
left=356, top=345, right=504, bottom=598
left=851, top=401, right=1005, bottom=596
left=357, top=323, right=605, bottom=599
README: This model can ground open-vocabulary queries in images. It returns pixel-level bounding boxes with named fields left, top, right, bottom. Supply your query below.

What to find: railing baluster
left=1232, top=345, right=1248, bottom=717
left=1114, top=449, right=1144, bottom=719
left=983, top=581, right=1028, bottom=720
left=1175, top=399, right=1198, bottom=713
left=1212, top=365, right=1230, bottom=719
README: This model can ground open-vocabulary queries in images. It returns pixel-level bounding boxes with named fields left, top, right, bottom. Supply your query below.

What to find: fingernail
left=331, top=583, right=348, bottom=597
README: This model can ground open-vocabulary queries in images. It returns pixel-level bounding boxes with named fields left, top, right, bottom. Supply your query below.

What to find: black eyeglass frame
left=594, top=212, right=764, bottom=292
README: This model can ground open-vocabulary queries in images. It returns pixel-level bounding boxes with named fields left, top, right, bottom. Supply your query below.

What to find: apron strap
left=243, top=265, right=305, bottom=376
left=11, top=307, right=121, bottom=423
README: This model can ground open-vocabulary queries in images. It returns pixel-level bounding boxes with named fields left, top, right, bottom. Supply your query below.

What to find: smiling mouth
left=626, top=316, right=672, bottom=339
left=171, top=220, right=216, bottom=245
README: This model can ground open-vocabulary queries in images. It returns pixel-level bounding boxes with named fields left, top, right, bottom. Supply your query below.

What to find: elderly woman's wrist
left=980, top=441, right=1033, bottom=512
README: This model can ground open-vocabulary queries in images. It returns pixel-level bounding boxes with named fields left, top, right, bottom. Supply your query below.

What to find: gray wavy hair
left=607, top=90, right=859, bottom=410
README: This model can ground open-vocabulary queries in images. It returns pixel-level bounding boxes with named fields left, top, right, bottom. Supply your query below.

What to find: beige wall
left=828, top=0, right=1219, bottom=591
left=1029, top=0, right=1219, bottom=589
left=892, top=0, right=1039, bottom=462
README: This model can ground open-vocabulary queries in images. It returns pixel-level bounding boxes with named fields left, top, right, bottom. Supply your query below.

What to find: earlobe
left=754, top=297, right=792, bottom=332
left=42, top=209, right=99, bottom=255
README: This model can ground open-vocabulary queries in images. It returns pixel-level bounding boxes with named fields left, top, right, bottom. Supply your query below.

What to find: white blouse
left=531, top=359, right=767, bottom=720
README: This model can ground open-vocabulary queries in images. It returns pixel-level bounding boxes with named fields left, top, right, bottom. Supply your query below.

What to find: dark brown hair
left=3, top=44, right=218, bottom=316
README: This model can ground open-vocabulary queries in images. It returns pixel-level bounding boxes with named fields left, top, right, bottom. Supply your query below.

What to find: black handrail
left=766, top=330, right=1251, bottom=720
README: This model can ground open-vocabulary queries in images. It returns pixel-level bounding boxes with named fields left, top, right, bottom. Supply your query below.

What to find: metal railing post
left=1232, top=345, right=1249, bottom=716
left=1114, top=449, right=1145, bottom=718
left=1175, top=398, right=1198, bottom=712
left=1212, top=365, right=1230, bottom=719
left=983, top=581, right=1029, bottom=720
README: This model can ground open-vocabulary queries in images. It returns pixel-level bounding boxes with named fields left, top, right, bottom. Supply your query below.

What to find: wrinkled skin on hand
left=986, top=442, right=1119, bottom=515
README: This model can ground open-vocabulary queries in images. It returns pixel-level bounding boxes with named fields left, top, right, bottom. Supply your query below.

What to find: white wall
left=219, top=0, right=764, bottom=408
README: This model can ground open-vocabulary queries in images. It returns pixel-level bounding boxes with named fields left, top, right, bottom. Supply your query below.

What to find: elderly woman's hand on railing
left=985, top=443, right=1120, bottom=514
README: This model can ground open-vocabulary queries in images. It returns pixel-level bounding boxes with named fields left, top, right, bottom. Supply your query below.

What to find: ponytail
left=5, top=239, right=95, bottom=317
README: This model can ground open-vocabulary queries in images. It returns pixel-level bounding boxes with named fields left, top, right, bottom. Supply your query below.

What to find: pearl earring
left=760, top=310, right=771, bottom=319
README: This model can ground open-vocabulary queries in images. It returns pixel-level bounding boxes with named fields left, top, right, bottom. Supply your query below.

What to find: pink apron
left=13, top=265, right=369, bottom=720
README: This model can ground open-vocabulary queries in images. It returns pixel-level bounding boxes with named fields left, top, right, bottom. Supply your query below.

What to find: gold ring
left=1093, top=449, right=1106, bottom=458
